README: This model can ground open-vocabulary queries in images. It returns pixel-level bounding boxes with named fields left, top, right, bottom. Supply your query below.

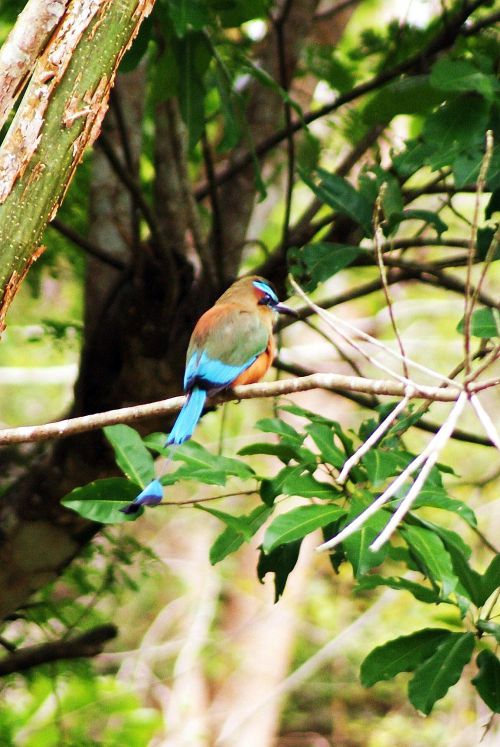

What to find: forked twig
left=337, top=393, right=412, bottom=485
left=316, top=392, right=468, bottom=553
left=289, top=276, right=460, bottom=387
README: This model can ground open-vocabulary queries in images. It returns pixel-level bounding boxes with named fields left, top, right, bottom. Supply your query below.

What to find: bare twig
left=337, top=393, right=412, bottom=485
left=369, top=392, right=468, bottom=550
left=289, top=276, right=460, bottom=386
left=470, top=394, right=500, bottom=452
left=463, top=130, right=494, bottom=376
left=49, top=218, right=127, bottom=270
left=0, top=624, right=117, bottom=677
left=0, top=373, right=476, bottom=446
left=317, top=392, right=468, bottom=553
left=373, top=185, right=409, bottom=378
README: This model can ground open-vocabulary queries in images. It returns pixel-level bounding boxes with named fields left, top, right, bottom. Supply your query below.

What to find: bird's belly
left=231, top=347, right=273, bottom=386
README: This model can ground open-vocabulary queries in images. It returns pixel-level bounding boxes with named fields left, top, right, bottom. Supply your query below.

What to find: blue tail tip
left=120, top=479, right=163, bottom=515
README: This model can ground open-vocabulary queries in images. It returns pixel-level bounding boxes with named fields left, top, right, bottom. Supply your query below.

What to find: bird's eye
left=258, top=293, right=273, bottom=306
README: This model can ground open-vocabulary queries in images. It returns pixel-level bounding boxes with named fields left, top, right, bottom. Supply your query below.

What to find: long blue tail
left=167, top=387, right=207, bottom=446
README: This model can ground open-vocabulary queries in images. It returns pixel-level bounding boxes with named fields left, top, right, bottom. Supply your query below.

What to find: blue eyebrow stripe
left=253, top=280, right=278, bottom=304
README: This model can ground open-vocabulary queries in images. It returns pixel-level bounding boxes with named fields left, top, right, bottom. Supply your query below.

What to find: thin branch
left=369, top=391, right=468, bottom=550
left=463, top=130, right=494, bottom=376
left=470, top=394, right=500, bottom=452
left=274, top=358, right=495, bottom=447
left=290, top=276, right=460, bottom=386
left=274, top=7, right=295, bottom=254
left=337, top=394, right=411, bottom=485
left=49, top=219, right=126, bottom=270
left=374, top=185, right=409, bottom=378
left=317, top=392, right=468, bottom=552
left=0, top=373, right=477, bottom=446
left=194, top=0, right=491, bottom=198
left=201, top=129, right=225, bottom=286
left=96, top=133, right=166, bottom=255
left=0, top=625, right=117, bottom=677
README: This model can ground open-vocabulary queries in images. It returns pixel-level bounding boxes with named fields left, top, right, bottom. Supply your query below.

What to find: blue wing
left=184, top=350, right=257, bottom=391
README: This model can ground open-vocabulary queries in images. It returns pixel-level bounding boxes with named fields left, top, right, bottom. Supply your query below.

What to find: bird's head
left=218, top=276, right=297, bottom=317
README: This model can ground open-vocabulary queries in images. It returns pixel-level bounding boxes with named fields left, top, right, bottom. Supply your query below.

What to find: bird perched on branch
left=122, top=276, right=296, bottom=514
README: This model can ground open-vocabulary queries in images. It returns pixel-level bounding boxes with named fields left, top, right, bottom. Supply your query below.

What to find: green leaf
left=343, top=497, right=391, bottom=577
left=356, top=575, right=440, bottom=604
left=301, top=168, right=373, bottom=236
left=306, top=422, right=346, bottom=469
left=361, top=628, right=453, bottom=687
left=472, top=650, right=500, bottom=713
left=263, top=504, right=346, bottom=554
left=197, top=504, right=256, bottom=538
left=177, top=31, right=212, bottom=149
left=288, top=242, right=362, bottom=292
left=168, top=441, right=255, bottom=485
left=363, top=75, right=445, bottom=125
left=430, top=58, right=498, bottom=101
left=457, top=307, right=500, bottom=338
left=104, top=425, right=154, bottom=488
left=61, top=478, right=141, bottom=524
left=362, top=449, right=413, bottom=486
left=481, top=555, right=500, bottom=604
left=168, top=0, right=209, bottom=36
left=477, top=621, right=500, bottom=644
left=412, top=487, right=477, bottom=528
left=256, top=417, right=304, bottom=444
left=257, top=539, right=302, bottom=602
left=281, top=471, right=339, bottom=500
left=443, top=542, right=484, bottom=607
left=401, top=525, right=458, bottom=599
left=408, top=633, right=475, bottom=714
left=209, top=505, right=272, bottom=564
left=238, top=442, right=304, bottom=464
left=259, top=465, right=304, bottom=506
left=386, top=209, right=448, bottom=237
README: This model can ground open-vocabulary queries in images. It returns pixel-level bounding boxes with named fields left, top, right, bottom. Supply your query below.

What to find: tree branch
left=49, top=218, right=126, bottom=270
left=195, top=0, right=491, bottom=198
left=0, top=372, right=494, bottom=447
left=0, top=624, right=117, bottom=677
left=0, top=0, right=68, bottom=129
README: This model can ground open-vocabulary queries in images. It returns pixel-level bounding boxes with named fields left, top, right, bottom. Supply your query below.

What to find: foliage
left=1, top=0, right=499, bottom=741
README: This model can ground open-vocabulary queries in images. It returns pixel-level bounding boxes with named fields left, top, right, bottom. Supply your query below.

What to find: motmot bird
left=121, top=276, right=295, bottom=514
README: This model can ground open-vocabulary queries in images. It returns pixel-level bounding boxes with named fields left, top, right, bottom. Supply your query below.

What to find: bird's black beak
left=273, top=302, right=298, bottom=317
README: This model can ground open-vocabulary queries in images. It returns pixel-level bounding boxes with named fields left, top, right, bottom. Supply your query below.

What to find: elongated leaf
left=443, top=542, right=484, bottom=607
left=239, top=442, right=304, bottom=464
left=361, top=628, right=452, bottom=687
left=169, top=441, right=255, bottom=485
left=402, top=525, right=458, bottom=599
left=209, top=505, right=272, bottom=564
left=408, top=633, right=475, bottom=714
left=177, top=31, right=212, bottom=149
left=343, top=497, right=390, bottom=577
left=472, top=650, right=500, bottom=713
left=430, top=59, right=498, bottom=101
left=386, top=209, right=448, bottom=237
left=306, top=422, right=346, bottom=469
left=257, top=539, right=302, bottom=602
left=362, top=449, right=413, bottom=486
left=103, top=425, right=154, bottom=488
left=61, top=478, right=141, bottom=523
left=301, top=168, right=372, bottom=236
left=363, top=75, right=445, bottom=124
left=481, top=556, right=500, bottom=605
left=263, top=504, right=346, bottom=553
left=256, top=417, right=304, bottom=443
left=457, top=307, right=500, bottom=338
left=289, top=242, right=361, bottom=291
left=281, top=472, right=339, bottom=500
left=198, top=505, right=255, bottom=538
left=356, top=575, right=440, bottom=604
left=412, top=487, right=477, bottom=528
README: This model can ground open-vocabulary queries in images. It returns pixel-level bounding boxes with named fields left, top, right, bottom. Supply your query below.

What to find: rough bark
left=0, top=0, right=154, bottom=331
